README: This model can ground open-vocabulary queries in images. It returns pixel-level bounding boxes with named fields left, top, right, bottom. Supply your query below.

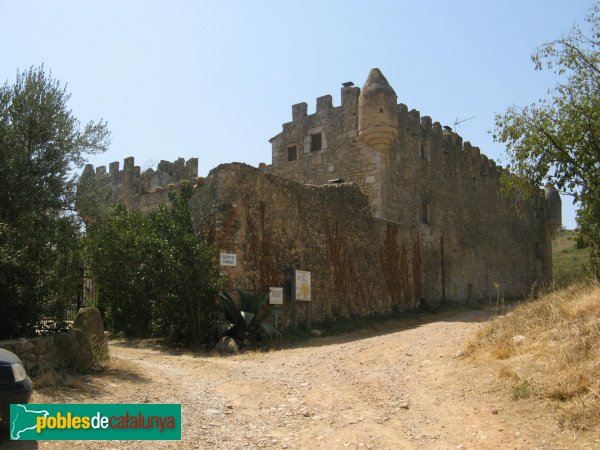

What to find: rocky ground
left=3, top=307, right=598, bottom=449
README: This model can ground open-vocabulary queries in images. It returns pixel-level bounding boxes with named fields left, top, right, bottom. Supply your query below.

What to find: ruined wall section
left=191, top=163, right=421, bottom=324
left=78, top=156, right=199, bottom=218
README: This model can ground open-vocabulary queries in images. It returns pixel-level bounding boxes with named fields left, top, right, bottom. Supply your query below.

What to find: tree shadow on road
left=109, top=337, right=209, bottom=358
left=106, top=304, right=504, bottom=357
left=104, top=300, right=528, bottom=359
left=278, top=305, right=499, bottom=350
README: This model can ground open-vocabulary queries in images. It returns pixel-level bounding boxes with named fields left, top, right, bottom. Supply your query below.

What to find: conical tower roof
left=361, top=68, right=396, bottom=97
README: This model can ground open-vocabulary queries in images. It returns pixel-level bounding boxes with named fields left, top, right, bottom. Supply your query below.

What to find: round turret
left=358, top=68, right=399, bottom=151
left=543, top=184, right=562, bottom=235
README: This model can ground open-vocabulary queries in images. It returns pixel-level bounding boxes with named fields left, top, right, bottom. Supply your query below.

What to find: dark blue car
left=0, top=348, right=33, bottom=428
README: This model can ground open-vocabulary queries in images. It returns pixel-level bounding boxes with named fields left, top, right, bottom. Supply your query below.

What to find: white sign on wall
left=269, top=287, right=283, bottom=305
left=219, top=253, right=237, bottom=267
left=295, top=270, right=311, bottom=301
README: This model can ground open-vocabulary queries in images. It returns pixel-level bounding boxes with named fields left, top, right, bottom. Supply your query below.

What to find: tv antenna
left=453, top=115, right=476, bottom=130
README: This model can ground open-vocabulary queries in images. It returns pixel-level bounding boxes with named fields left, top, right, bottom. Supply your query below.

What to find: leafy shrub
left=85, top=180, right=228, bottom=344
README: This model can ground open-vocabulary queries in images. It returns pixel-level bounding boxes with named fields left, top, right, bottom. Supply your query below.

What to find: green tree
left=85, top=181, right=228, bottom=344
left=493, top=4, right=600, bottom=278
left=152, top=181, right=229, bottom=344
left=0, top=66, right=110, bottom=338
left=82, top=205, right=162, bottom=337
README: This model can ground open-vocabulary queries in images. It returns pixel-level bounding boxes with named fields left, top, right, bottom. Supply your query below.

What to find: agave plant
left=215, top=290, right=282, bottom=343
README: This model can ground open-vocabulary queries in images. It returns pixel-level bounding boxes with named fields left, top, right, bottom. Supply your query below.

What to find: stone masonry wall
left=1, top=330, right=91, bottom=376
left=0, top=308, right=108, bottom=376
left=191, top=163, right=422, bottom=324
left=391, top=110, right=550, bottom=302
left=269, top=73, right=554, bottom=304
left=76, top=69, right=558, bottom=315
left=269, top=87, right=387, bottom=219
left=79, top=156, right=199, bottom=216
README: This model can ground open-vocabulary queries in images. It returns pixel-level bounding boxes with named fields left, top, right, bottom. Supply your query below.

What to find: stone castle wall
left=191, top=163, right=422, bottom=323
left=268, top=70, right=555, bottom=302
left=77, top=69, right=560, bottom=319
left=79, top=156, right=199, bottom=215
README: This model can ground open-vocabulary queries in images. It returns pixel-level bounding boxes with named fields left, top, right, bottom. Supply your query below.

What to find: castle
left=78, top=68, right=561, bottom=322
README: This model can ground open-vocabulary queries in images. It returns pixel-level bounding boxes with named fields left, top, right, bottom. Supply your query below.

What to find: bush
left=85, top=181, right=228, bottom=344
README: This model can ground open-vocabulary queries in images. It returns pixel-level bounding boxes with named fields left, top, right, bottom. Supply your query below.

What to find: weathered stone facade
left=77, top=68, right=561, bottom=323
left=269, top=68, right=561, bottom=303
left=192, top=163, right=421, bottom=323
left=0, top=332, right=88, bottom=376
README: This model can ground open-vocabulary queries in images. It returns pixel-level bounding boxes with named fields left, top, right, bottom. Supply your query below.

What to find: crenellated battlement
left=268, top=68, right=555, bottom=236
left=392, top=101, right=512, bottom=190
left=83, top=156, right=198, bottom=195
left=79, top=156, right=199, bottom=216
left=287, top=84, right=361, bottom=125
left=279, top=84, right=508, bottom=187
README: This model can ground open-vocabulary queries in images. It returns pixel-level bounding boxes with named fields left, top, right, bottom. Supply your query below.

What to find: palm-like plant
left=215, top=290, right=281, bottom=343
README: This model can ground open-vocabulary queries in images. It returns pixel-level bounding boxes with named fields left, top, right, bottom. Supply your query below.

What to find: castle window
left=536, top=242, right=541, bottom=258
left=421, top=202, right=430, bottom=225
left=420, top=143, right=428, bottom=161
left=287, top=145, right=297, bottom=161
left=311, top=133, right=322, bottom=152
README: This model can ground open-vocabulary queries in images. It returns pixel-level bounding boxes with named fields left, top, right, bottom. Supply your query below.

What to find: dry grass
left=34, top=369, right=88, bottom=390
left=32, top=356, right=146, bottom=404
left=469, top=282, right=600, bottom=431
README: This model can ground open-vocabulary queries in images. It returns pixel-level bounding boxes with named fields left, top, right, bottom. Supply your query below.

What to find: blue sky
left=1, top=0, right=594, bottom=229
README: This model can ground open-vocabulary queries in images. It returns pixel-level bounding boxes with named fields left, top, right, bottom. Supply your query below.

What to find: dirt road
left=5, top=308, right=596, bottom=449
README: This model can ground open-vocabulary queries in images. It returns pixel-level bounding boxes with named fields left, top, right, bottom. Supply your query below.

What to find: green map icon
left=10, top=404, right=49, bottom=440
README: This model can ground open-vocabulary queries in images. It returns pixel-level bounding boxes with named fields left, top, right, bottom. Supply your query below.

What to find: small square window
left=311, top=133, right=322, bottom=152
left=287, top=145, right=297, bottom=161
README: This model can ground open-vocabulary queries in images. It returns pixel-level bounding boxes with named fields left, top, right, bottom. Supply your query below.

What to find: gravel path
left=3, top=308, right=596, bottom=449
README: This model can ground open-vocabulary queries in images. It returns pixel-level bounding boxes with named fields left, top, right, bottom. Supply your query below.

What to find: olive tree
left=0, top=66, right=110, bottom=338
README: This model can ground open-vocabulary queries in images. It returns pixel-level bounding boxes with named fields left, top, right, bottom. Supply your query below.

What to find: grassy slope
left=553, top=229, right=590, bottom=287
left=468, top=235, right=597, bottom=432
left=469, top=282, right=600, bottom=433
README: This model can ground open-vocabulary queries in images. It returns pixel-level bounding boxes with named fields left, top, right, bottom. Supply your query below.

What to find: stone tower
left=357, top=68, right=399, bottom=218
left=358, top=68, right=399, bottom=151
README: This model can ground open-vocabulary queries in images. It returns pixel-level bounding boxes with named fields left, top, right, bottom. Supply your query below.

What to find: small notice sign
left=269, top=287, right=283, bottom=305
left=295, top=270, right=311, bottom=301
left=219, top=253, right=237, bottom=266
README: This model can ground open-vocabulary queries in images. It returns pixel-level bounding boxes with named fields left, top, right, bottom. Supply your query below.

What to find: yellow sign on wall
left=295, top=270, right=311, bottom=301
